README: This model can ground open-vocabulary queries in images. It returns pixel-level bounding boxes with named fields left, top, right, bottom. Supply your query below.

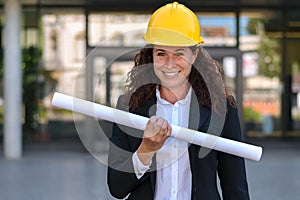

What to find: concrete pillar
left=3, top=0, right=22, bottom=159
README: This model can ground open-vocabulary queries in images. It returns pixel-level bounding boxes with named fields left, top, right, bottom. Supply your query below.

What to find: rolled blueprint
left=52, top=92, right=263, bottom=161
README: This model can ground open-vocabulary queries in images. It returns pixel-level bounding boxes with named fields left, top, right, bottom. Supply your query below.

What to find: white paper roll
left=51, top=92, right=263, bottom=161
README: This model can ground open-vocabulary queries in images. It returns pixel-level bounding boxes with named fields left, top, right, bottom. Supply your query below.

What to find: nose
left=165, top=56, right=176, bottom=68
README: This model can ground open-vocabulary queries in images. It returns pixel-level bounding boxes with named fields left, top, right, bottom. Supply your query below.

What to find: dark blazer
left=107, top=93, right=250, bottom=200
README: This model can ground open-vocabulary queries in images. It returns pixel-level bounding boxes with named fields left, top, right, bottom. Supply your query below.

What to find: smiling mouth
left=163, top=71, right=180, bottom=77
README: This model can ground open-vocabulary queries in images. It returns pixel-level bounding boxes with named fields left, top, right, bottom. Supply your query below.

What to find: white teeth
left=164, top=72, right=179, bottom=76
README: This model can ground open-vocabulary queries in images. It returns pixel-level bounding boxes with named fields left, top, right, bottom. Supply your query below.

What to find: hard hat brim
left=144, top=27, right=204, bottom=47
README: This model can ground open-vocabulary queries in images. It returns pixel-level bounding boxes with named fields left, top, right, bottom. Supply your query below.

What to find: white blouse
left=132, top=87, right=192, bottom=200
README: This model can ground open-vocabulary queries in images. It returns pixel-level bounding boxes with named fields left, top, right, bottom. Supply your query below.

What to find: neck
left=159, top=84, right=190, bottom=104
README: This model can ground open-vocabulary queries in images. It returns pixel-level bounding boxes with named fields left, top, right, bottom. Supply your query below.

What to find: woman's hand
left=136, top=116, right=172, bottom=165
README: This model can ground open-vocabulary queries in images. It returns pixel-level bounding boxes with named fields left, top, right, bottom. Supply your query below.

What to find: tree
left=247, top=19, right=281, bottom=78
left=23, top=46, right=42, bottom=134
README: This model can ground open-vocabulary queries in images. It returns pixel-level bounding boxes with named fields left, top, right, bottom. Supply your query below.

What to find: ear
left=191, top=48, right=199, bottom=64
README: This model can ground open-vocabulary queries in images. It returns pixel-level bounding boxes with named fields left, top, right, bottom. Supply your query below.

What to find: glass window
left=88, top=13, right=150, bottom=47
left=94, top=57, right=107, bottom=105
left=93, top=58, right=133, bottom=108
left=288, top=10, right=300, bottom=135
left=223, top=56, right=236, bottom=91
left=197, top=12, right=236, bottom=47
left=41, top=14, right=86, bottom=122
left=240, top=10, right=282, bottom=136
left=110, top=61, right=133, bottom=108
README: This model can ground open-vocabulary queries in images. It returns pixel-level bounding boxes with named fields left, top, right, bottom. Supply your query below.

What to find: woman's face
left=153, top=45, right=198, bottom=91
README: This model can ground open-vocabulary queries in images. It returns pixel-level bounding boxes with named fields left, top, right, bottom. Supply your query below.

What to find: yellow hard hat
left=144, top=1, right=204, bottom=46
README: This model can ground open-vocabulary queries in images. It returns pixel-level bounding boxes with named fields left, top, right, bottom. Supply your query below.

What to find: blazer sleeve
left=107, top=96, right=151, bottom=199
left=217, top=101, right=250, bottom=200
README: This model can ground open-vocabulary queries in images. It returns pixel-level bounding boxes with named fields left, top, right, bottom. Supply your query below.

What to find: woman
left=107, top=2, right=250, bottom=199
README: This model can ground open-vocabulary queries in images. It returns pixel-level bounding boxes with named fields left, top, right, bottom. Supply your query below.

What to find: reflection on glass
left=290, top=41, right=300, bottom=131
left=240, top=11, right=282, bottom=136
left=223, top=56, right=236, bottom=91
left=197, top=13, right=236, bottom=47
left=88, top=14, right=149, bottom=47
left=110, top=61, right=133, bottom=108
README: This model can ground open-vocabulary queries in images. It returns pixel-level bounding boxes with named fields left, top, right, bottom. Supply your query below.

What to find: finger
left=148, top=117, right=158, bottom=131
left=162, top=119, right=167, bottom=129
left=144, top=116, right=158, bottom=138
left=164, top=124, right=172, bottom=137
left=149, top=116, right=157, bottom=125
left=153, top=117, right=165, bottom=133
left=154, top=117, right=165, bottom=126
left=160, top=120, right=168, bottom=135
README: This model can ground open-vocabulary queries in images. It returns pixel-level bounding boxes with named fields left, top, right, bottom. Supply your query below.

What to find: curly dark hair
left=123, top=45, right=234, bottom=112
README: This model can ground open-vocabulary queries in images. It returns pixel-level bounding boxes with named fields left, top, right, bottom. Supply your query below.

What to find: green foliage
left=246, top=18, right=261, bottom=35
left=0, top=105, right=3, bottom=123
left=256, top=25, right=281, bottom=78
left=22, top=46, right=42, bottom=131
left=243, top=107, right=262, bottom=122
left=246, top=19, right=281, bottom=78
left=0, top=47, right=3, bottom=78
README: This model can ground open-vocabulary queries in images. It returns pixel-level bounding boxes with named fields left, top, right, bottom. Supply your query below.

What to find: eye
left=175, top=51, right=184, bottom=56
left=175, top=52, right=184, bottom=57
left=156, top=51, right=166, bottom=57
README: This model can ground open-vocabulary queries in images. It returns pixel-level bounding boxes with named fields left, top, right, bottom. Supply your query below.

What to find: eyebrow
left=154, top=48, right=186, bottom=52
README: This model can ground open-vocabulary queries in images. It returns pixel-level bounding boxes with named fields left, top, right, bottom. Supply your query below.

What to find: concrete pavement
left=0, top=138, right=299, bottom=200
